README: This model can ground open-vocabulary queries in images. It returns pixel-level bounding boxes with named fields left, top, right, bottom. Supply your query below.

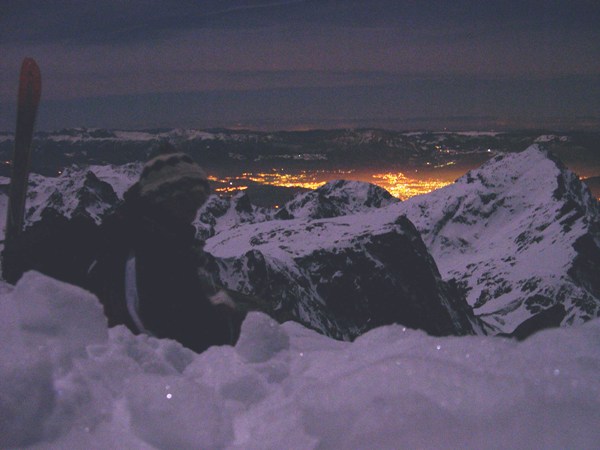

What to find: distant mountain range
left=1, top=128, right=599, bottom=181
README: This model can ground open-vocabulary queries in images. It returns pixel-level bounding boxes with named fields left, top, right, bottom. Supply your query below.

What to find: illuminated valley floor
left=209, top=169, right=452, bottom=200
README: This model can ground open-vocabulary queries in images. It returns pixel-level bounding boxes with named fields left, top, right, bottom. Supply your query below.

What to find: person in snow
left=2, top=149, right=244, bottom=353
left=86, top=150, right=244, bottom=353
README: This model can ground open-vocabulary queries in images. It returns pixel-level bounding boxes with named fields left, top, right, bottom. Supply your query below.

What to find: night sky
left=1, top=0, right=599, bottom=131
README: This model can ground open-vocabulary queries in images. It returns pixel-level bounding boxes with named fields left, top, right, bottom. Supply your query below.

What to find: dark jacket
left=86, top=189, right=242, bottom=353
left=2, top=209, right=100, bottom=286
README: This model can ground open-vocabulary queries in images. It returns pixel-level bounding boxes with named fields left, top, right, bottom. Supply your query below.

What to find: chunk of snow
left=12, top=271, right=108, bottom=364
left=0, top=288, right=55, bottom=448
left=235, top=312, right=290, bottom=363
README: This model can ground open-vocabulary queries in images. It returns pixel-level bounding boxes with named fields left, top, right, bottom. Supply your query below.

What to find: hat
left=138, top=152, right=210, bottom=201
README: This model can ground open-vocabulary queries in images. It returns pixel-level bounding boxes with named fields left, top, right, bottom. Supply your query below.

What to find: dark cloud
left=3, top=0, right=600, bottom=44
left=1, top=73, right=597, bottom=130
left=1, top=1, right=308, bottom=44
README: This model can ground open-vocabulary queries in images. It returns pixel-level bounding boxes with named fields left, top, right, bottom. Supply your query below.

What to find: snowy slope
left=397, top=145, right=600, bottom=333
left=1, top=272, right=600, bottom=449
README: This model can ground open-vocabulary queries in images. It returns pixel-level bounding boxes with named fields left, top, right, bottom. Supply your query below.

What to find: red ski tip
left=18, top=58, right=42, bottom=111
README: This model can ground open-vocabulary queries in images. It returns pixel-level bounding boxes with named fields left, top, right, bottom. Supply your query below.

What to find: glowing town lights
left=208, top=169, right=451, bottom=200
left=240, top=171, right=328, bottom=190
left=214, top=186, right=248, bottom=193
left=211, top=171, right=328, bottom=191
left=371, top=172, right=451, bottom=200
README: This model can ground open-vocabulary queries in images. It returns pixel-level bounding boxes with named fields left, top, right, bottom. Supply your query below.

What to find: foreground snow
left=2, top=272, right=599, bottom=449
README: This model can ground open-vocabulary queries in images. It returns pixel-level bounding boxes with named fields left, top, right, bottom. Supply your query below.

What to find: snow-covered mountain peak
left=279, top=179, right=399, bottom=220
left=195, top=191, right=272, bottom=241
left=398, top=144, right=600, bottom=332
left=4, top=163, right=141, bottom=233
left=194, top=179, right=399, bottom=240
left=26, top=169, right=120, bottom=225
left=458, top=144, right=595, bottom=214
left=87, top=162, right=142, bottom=197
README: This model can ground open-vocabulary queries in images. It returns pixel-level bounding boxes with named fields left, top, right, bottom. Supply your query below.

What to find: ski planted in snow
left=2, top=58, right=42, bottom=281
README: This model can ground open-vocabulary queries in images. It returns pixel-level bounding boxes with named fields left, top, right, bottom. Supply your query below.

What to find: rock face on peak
left=397, top=145, right=600, bottom=333
left=205, top=208, right=483, bottom=339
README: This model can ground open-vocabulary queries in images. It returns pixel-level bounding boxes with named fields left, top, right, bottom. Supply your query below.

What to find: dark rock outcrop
left=205, top=209, right=483, bottom=340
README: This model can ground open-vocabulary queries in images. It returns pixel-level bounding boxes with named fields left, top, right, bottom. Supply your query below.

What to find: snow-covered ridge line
left=0, top=128, right=269, bottom=143
left=46, top=128, right=219, bottom=143
left=24, top=163, right=141, bottom=226
left=0, top=128, right=573, bottom=144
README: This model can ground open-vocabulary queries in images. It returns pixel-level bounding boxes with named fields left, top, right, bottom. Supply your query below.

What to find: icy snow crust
left=395, top=145, right=600, bottom=332
left=1, top=272, right=599, bottom=449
